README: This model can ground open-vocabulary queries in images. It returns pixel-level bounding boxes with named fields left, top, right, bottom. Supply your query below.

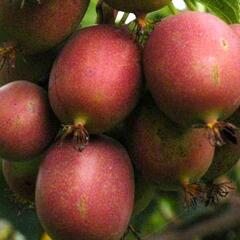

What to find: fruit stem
left=0, top=42, right=17, bottom=70
left=74, top=116, right=88, bottom=127
left=168, top=2, right=178, bottom=15
left=182, top=182, right=205, bottom=209
left=56, top=123, right=89, bottom=151
left=121, top=225, right=142, bottom=240
left=96, top=0, right=116, bottom=25
left=117, top=12, right=129, bottom=27
left=207, top=121, right=238, bottom=147
left=205, top=181, right=235, bottom=206
left=131, top=14, right=154, bottom=45
left=135, top=13, right=148, bottom=29
left=96, top=0, right=104, bottom=24
left=184, top=0, right=197, bottom=11
left=193, top=121, right=238, bottom=147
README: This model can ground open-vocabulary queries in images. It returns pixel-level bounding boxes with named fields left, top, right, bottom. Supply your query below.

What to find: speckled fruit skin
left=49, top=25, right=142, bottom=134
left=0, top=0, right=90, bottom=54
left=2, top=156, right=42, bottom=201
left=231, top=24, right=240, bottom=38
left=127, top=95, right=215, bottom=191
left=36, top=135, right=134, bottom=240
left=0, top=50, right=55, bottom=87
left=0, top=81, right=58, bottom=161
left=104, top=0, right=171, bottom=14
left=144, top=12, right=240, bottom=127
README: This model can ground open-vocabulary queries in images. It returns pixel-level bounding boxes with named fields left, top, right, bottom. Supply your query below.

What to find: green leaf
left=81, top=0, right=98, bottom=27
left=194, top=0, right=240, bottom=23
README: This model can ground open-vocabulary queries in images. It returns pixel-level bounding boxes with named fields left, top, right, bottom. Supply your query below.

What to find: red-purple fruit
left=36, top=135, right=134, bottom=240
left=127, top=94, right=215, bottom=205
left=2, top=155, right=42, bottom=202
left=49, top=25, right=142, bottom=149
left=144, top=12, right=240, bottom=146
left=103, top=0, right=171, bottom=14
left=0, top=81, right=58, bottom=161
left=231, top=24, right=240, bottom=38
left=0, top=0, right=90, bottom=54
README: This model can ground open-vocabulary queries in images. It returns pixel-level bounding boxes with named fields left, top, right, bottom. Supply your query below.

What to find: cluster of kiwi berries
left=1, top=0, right=240, bottom=239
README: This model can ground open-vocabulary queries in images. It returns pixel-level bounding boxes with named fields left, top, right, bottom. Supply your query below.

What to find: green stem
left=184, top=0, right=197, bottom=11
left=168, top=2, right=178, bottom=15
left=117, top=12, right=129, bottom=26
left=96, top=0, right=104, bottom=24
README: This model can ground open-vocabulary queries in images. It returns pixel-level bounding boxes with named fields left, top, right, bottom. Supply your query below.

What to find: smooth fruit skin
left=36, top=135, right=134, bottom=240
left=231, top=24, right=240, bottom=38
left=0, top=0, right=90, bottom=54
left=0, top=81, right=58, bottom=161
left=127, top=95, right=215, bottom=191
left=144, top=12, right=240, bottom=127
left=2, top=156, right=42, bottom=201
left=49, top=25, right=142, bottom=134
left=104, top=0, right=171, bottom=14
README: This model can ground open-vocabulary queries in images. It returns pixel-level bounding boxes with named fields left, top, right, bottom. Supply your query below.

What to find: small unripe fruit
left=127, top=94, right=214, bottom=205
left=2, top=155, right=42, bottom=201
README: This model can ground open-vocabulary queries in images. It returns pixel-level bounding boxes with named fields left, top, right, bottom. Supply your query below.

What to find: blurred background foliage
left=1, top=0, right=240, bottom=239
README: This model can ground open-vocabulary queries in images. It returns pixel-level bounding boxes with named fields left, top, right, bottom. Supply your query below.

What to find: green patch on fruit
left=74, top=115, right=88, bottom=126
left=15, top=115, right=22, bottom=125
left=94, top=92, right=104, bottom=104
left=27, top=101, right=36, bottom=113
left=200, top=110, right=221, bottom=124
